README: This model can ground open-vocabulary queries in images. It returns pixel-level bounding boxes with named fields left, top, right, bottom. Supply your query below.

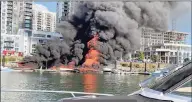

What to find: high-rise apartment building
left=1, top=1, right=32, bottom=55
left=32, top=4, right=56, bottom=32
left=1, top=1, right=32, bottom=35
left=57, top=1, right=70, bottom=22
left=56, top=1, right=81, bottom=23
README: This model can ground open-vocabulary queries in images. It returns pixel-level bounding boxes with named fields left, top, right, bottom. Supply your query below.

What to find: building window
left=25, top=20, right=31, bottom=23
left=25, top=24, right=30, bottom=28
left=15, top=43, right=19, bottom=47
left=15, top=48, right=19, bottom=52
left=47, top=35, right=51, bottom=38
left=39, top=39, right=43, bottom=43
left=60, top=37, right=63, bottom=40
left=2, top=13, right=5, bottom=16
left=1, top=30, right=5, bottom=33
left=32, top=49, right=36, bottom=53
left=32, top=44, right=36, bottom=48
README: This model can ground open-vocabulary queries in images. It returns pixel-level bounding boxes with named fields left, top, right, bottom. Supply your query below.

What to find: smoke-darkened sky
left=25, top=1, right=191, bottom=69
left=35, top=1, right=191, bottom=44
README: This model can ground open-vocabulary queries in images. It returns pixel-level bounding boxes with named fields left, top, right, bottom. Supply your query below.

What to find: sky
left=35, top=2, right=191, bottom=44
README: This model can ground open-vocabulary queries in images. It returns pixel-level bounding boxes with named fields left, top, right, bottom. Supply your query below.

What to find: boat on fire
left=57, top=61, right=192, bottom=102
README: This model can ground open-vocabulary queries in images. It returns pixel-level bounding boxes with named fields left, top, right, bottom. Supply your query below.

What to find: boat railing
left=1, top=89, right=114, bottom=101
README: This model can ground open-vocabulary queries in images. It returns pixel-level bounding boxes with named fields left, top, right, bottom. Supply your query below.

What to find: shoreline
left=1, top=67, right=151, bottom=75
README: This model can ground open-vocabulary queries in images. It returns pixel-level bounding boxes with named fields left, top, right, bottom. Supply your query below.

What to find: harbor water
left=1, top=72, right=148, bottom=102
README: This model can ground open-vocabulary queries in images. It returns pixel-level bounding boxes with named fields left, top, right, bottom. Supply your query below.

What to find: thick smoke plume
left=24, top=1, right=183, bottom=68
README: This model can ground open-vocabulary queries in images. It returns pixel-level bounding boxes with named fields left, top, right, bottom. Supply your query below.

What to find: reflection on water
left=1, top=72, right=148, bottom=102
left=83, top=74, right=97, bottom=93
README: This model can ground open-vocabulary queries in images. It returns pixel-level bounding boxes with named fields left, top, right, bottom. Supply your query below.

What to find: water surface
left=1, top=72, right=148, bottom=102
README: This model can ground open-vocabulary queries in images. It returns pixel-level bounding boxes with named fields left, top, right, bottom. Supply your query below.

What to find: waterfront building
left=1, top=29, right=32, bottom=56
left=1, top=1, right=33, bottom=55
left=1, top=2, right=59, bottom=56
left=32, top=4, right=56, bottom=32
left=140, top=28, right=188, bottom=51
left=30, top=30, right=63, bottom=54
left=140, top=28, right=190, bottom=64
left=144, top=41, right=191, bottom=64
left=1, top=30, right=63, bottom=56
left=140, top=27, right=163, bottom=51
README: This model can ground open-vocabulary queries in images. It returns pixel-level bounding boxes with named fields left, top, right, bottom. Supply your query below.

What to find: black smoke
left=24, top=1, right=183, bottom=68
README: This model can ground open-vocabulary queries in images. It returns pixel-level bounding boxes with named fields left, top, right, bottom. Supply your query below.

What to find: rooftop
left=165, top=30, right=189, bottom=35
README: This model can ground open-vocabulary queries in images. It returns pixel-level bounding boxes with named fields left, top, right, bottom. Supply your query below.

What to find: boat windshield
left=139, top=61, right=192, bottom=92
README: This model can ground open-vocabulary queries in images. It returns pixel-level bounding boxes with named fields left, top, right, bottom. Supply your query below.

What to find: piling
left=130, top=62, right=132, bottom=71
left=144, top=62, right=147, bottom=72
left=158, top=63, right=160, bottom=68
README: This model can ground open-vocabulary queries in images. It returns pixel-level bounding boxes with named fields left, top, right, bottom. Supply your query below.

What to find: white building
left=140, top=28, right=188, bottom=51
left=144, top=41, right=191, bottom=64
left=30, top=30, right=63, bottom=54
left=136, top=28, right=191, bottom=64
left=32, top=4, right=56, bottom=32
left=1, top=30, right=63, bottom=56
left=1, top=1, right=33, bottom=54
left=1, top=1, right=32, bottom=35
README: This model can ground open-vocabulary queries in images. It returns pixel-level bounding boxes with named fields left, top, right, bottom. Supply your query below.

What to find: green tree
left=184, top=58, right=190, bottom=63
left=151, top=55, right=159, bottom=62
left=138, top=51, right=144, bottom=61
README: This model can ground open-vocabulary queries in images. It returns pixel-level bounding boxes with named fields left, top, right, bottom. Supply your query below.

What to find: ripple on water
left=1, top=72, right=148, bottom=102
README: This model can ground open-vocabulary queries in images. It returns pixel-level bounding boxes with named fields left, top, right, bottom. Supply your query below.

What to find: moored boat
left=1, top=66, right=14, bottom=72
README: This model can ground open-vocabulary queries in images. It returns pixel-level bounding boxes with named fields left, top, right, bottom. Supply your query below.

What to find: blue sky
left=35, top=2, right=191, bottom=44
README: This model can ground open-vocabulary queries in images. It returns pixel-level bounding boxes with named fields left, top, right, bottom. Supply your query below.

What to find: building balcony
left=7, top=11, right=13, bottom=14
left=4, top=40, right=14, bottom=43
left=155, top=48, right=170, bottom=52
left=26, top=2, right=32, bottom=5
left=7, top=15, right=12, bottom=18
left=7, top=6, right=13, bottom=10
left=24, top=13, right=32, bottom=16
left=25, top=6, right=32, bottom=9
left=25, top=16, right=32, bottom=20
left=25, top=10, right=32, bottom=14
left=4, top=45, right=14, bottom=48
left=7, top=2, right=13, bottom=5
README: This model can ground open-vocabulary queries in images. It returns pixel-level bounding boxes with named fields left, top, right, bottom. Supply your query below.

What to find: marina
left=0, top=1, right=191, bottom=102
left=1, top=70, right=148, bottom=102
left=1, top=61, right=191, bottom=102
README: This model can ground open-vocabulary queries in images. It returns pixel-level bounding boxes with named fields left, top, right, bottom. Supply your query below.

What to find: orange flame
left=83, top=34, right=100, bottom=68
left=51, top=61, right=75, bottom=70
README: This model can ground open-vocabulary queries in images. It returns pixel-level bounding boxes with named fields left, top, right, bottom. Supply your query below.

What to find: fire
left=51, top=61, right=75, bottom=70
left=83, top=34, right=100, bottom=68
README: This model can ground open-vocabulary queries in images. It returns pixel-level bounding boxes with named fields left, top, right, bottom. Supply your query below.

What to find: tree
left=151, top=55, right=159, bottom=62
left=184, top=58, right=190, bottom=63
left=138, top=51, right=144, bottom=61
